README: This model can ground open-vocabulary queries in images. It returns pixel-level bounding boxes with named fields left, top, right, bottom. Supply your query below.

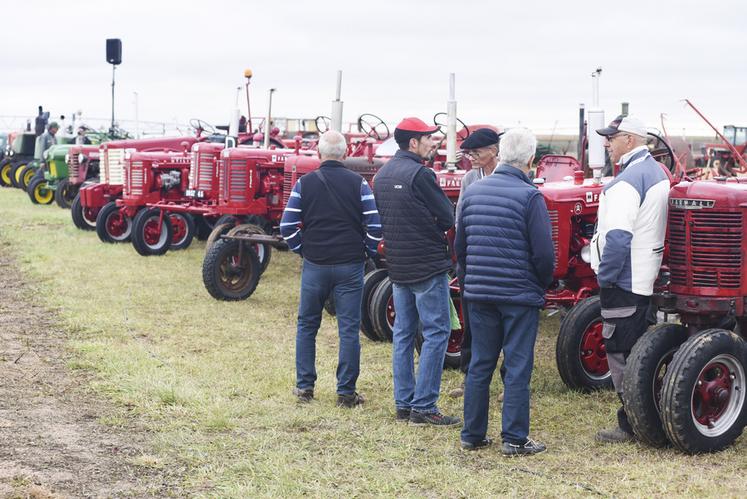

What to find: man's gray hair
left=318, top=130, right=347, bottom=160
left=499, top=127, right=537, bottom=168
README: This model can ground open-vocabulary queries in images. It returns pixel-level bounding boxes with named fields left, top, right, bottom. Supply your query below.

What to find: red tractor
left=617, top=178, right=747, bottom=453
left=73, top=136, right=196, bottom=234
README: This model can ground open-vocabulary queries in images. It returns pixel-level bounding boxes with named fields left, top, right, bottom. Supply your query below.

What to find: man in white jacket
left=590, top=115, right=670, bottom=443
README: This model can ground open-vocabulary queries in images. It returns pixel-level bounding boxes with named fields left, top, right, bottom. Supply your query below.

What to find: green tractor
left=0, top=132, right=37, bottom=189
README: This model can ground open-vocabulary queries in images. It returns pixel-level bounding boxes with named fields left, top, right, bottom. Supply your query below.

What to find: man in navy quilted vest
left=591, top=115, right=670, bottom=443
left=374, top=117, right=460, bottom=427
left=455, top=127, right=554, bottom=455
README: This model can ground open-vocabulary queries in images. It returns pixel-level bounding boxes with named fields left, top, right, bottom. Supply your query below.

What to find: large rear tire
left=623, top=323, right=688, bottom=447
left=131, top=207, right=173, bottom=256
left=369, top=277, right=394, bottom=341
left=96, top=201, right=133, bottom=243
left=555, top=295, right=613, bottom=392
left=54, top=178, right=77, bottom=209
left=660, top=329, right=747, bottom=453
left=71, top=193, right=98, bottom=231
left=360, top=269, right=389, bottom=341
left=27, top=177, right=54, bottom=205
left=202, top=238, right=261, bottom=301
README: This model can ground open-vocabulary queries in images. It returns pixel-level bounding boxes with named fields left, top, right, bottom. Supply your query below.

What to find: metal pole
left=134, top=92, right=140, bottom=139
left=446, top=73, right=457, bottom=169
left=331, top=70, right=343, bottom=132
left=111, top=65, right=116, bottom=134
left=244, top=69, right=253, bottom=133
left=578, top=104, right=585, bottom=161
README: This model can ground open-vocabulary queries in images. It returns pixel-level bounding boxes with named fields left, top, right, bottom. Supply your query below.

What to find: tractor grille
left=190, top=152, right=216, bottom=191
left=125, top=161, right=145, bottom=196
left=103, top=149, right=126, bottom=186
left=68, top=153, right=80, bottom=181
left=227, top=158, right=247, bottom=203
left=669, top=209, right=742, bottom=288
left=548, top=209, right=559, bottom=268
left=283, top=171, right=305, bottom=206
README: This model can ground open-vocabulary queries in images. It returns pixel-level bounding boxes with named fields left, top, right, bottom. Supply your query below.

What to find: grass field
left=1, top=187, right=746, bottom=498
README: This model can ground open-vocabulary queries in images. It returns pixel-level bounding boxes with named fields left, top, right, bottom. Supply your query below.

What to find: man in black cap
left=449, top=128, right=502, bottom=398
left=373, top=117, right=460, bottom=427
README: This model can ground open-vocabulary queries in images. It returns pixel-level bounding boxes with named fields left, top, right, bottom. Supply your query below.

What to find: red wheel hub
left=143, top=218, right=163, bottom=245
left=693, top=361, right=733, bottom=426
left=579, top=321, right=609, bottom=376
left=106, top=210, right=128, bottom=237
left=170, top=215, right=186, bottom=243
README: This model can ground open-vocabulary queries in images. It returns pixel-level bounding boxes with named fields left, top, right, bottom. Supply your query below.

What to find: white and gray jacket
left=590, top=147, right=670, bottom=296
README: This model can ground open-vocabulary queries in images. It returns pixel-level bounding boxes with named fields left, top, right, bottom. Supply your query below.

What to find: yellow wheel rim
left=14, top=164, right=27, bottom=183
left=0, top=164, right=10, bottom=184
left=34, top=182, right=53, bottom=204
left=22, top=168, right=35, bottom=186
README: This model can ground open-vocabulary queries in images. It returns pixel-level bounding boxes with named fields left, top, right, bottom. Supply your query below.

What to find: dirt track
left=0, top=253, right=183, bottom=498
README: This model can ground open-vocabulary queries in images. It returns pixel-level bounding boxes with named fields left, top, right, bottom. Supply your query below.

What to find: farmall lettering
left=669, top=198, right=716, bottom=210
left=439, top=176, right=462, bottom=188
left=585, top=191, right=599, bottom=204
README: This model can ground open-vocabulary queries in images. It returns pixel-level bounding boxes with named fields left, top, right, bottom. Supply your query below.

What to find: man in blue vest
left=374, top=117, right=460, bottom=426
left=456, top=127, right=554, bottom=454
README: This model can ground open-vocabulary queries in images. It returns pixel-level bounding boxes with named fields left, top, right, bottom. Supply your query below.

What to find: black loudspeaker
left=106, top=38, right=122, bottom=65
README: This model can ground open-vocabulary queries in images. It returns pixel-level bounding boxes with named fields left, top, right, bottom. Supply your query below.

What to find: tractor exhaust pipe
left=264, top=88, right=276, bottom=150
left=446, top=73, right=457, bottom=171
left=587, top=68, right=605, bottom=184
left=331, top=70, right=343, bottom=132
left=244, top=69, right=253, bottom=132
left=226, top=86, right=240, bottom=148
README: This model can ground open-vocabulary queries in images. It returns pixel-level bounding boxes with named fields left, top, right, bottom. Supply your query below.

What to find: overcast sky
left=2, top=0, right=745, bottom=136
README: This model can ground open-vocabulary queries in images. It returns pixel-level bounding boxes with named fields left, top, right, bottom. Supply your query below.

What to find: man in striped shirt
left=280, top=130, right=382, bottom=408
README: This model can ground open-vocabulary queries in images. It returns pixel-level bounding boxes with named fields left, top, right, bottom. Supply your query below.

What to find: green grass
left=1, top=187, right=746, bottom=498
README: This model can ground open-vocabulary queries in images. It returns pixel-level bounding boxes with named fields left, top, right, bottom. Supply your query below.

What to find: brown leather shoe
left=595, top=427, right=635, bottom=443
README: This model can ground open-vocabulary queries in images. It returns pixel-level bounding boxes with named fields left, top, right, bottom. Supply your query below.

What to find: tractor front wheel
left=623, top=323, right=688, bottom=447
left=360, top=269, right=389, bottom=342
left=27, top=177, right=54, bottom=205
left=71, top=193, right=98, bottom=231
left=10, top=163, right=27, bottom=188
left=660, top=329, right=747, bottom=453
left=0, top=159, right=13, bottom=187
left=19, top=166, right=36, bottom=191
left=555, top=295, right=613, bottom=392
left=202, top=238, right=261, bottom=301
left=168, top=212, right=195, bottom=251
left=132, top=208, right=173, bottom=256
left=369, top=277, right=394, bottom=342
left=226, top=224, right=272, bottom=274
left=55, top=179, right=78, bottom=209
left=96, top=202, right=133, bottom=243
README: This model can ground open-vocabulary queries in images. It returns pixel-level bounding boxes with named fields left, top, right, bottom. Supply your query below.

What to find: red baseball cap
left=395, top=117, right=439, bottom=134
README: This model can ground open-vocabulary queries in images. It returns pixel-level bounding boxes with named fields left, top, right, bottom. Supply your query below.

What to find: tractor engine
left=123, top=151, right=191, bottom=205
left=159, top=170, right=181, bottom=190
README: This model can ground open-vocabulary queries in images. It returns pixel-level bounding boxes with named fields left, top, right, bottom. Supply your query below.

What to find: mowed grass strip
left=1, top=187, right=746, bottom=498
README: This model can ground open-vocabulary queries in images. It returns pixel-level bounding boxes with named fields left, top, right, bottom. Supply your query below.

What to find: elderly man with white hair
left=591, top=115, right=670, bottom=443
left=455, top=127, right=554, bottom=455
left=280, top=130, right=382, bottom=408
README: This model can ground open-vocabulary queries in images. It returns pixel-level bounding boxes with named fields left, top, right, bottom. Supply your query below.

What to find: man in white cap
left=591, top=115, right=670, bottom=443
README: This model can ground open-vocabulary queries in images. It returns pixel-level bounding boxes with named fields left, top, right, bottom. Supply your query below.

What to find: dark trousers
left=460, top=294, right=506, bottom=381
left=461, top=301, right=539, bottom=445
left=599, top=286, right=653, bottom=433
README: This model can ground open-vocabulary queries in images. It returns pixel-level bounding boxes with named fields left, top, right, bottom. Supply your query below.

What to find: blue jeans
left=392, top=272, right=450, bottom=414
left=461, top=301, right=539, bottom=445
left=296, top=259, right=364, bottom=395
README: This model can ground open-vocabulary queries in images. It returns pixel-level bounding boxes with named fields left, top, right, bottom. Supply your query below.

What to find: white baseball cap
left=596, top=114, right=647, bottom=138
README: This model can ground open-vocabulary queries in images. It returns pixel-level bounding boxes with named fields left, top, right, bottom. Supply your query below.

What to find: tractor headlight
left=78, top=153, right=86, bottom=163
left=65, top=154, right=70, bottom=164
left=580, top=244, right=591, bottom=263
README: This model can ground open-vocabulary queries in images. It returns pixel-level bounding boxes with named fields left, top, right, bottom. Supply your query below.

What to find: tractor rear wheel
left=132, top=207, right=173, bottom=256
left=369, top=277, right=394, bottom=342
left=360, top=269, right=389, bottom=341
left=55, top=179, right=78, bottom=209
left=10, top=163, right=26, bottom=188
left=19, top=166, right=36, bottom=191
left=0, top=159, right=13, bottom=187
left=71, top=193, right=98, bottom=231
left=555, top=295, right=613, bottom=392
left=202, top=238, right=261, bottom=301
left=623, top=323, right=688, bottom=447
left=168, top=212, right=195, bottom=251
left=27, top=177, right=54, bottom=205
left=96, top=202, right=133, bottom=243
left=660, top=329, right=747, bottom=453
left=226, top=223, right=271, bottom=274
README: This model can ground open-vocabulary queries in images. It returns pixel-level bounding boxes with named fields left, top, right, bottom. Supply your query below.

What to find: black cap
left=460, top=128, right=501, bottom=150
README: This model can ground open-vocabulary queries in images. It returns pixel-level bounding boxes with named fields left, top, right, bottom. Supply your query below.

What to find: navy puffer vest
left=374, top=151, right=452, bottom=284
left=461, top=166, right=546, bottom=306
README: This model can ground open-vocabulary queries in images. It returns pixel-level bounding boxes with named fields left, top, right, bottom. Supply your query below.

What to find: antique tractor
left=618, top=179, right=747, bottom=453
left=59, top=144, right=101, bottom=209
left=73, top=136, right=196, bottom=233
left=0, top=132, right=37, bottom=189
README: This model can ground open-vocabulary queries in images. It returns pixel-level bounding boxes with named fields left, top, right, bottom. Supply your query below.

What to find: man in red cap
left=373, top=117, right=459, bottom=427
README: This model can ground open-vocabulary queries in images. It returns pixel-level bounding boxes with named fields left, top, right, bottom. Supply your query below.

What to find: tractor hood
left=669, top=178, right=747, bottom=210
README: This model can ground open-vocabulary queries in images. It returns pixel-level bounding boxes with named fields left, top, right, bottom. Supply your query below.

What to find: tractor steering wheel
left=433, top=112, right=470, bottom=140
left=189, top=119, right=216, bottom=136
left=315, top=116, right=331, bottom=134
left=357, top=113, right=390, bottom=141
left=646, top=131, right=677, bottom=175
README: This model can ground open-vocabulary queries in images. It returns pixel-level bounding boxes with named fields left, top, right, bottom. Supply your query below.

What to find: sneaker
left=595, top=427, right=635, bottom=444
left=501, top=438, right=547, bottom=456
left=409, top=410, right=461, bottom=427
left=395, top=408, right=411, bottom=422
left=293, top=387, right=314, bottom=403
left=337, top=392, right=365, bottom=408
left=461, top=437, right=493, bottom=451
